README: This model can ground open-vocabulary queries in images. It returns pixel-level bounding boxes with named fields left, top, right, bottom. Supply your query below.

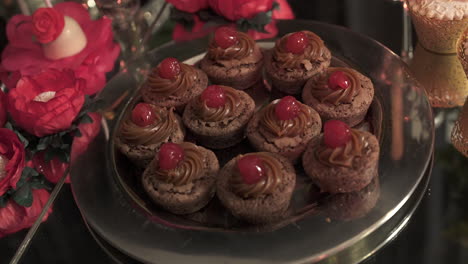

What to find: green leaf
left=16, top=131, right=29, bottom=148
left=74, top=128, right=83, bottom=138
left=80, top=113, right=94, bottom=124
left=37, top=137, right=52, bottom=151
left=4, top=122, right=13, bottom=130
left=12, top=183, right=33, bottom=207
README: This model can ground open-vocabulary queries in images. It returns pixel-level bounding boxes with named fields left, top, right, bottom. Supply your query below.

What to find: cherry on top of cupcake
left=275, top=96, right=301, bottom=121
left=328, top=71, right=351, bottom=90
left=237, top=155, right=265, bottom=185
left=158, top=57, right=181, bottom=79
left=158, top=142, right=185, bottom=170
left=285, top=31, right=308, bottom=54
left=323, top=120, right=351, bottom=148
left=201, top=85, right=226, bottom=108
left=131, top=103, right=157, bottom=127
left=214, top=27, right=239, bottom=49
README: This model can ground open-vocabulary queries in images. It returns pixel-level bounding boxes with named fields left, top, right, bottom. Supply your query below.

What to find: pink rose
left=167, top=0, right=209, bottom=13
left=0, top=128, right=26, bottom=196
left=7, top=69, right=85, bottom=137
left=32, top=8, right=65, bottom=44
left=0, top=189, right=52, bottom=238
left=1, top=2, right=120, bottom=95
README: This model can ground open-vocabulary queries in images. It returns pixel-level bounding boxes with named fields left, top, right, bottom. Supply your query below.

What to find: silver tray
left=71, top=20, right=434, bottom=264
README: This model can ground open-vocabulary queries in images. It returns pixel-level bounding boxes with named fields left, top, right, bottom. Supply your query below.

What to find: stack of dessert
left=115, top=27, right=381, bottom=224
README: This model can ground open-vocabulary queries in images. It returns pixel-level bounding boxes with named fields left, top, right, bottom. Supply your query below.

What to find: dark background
left=1, top=0, right=467, bottom=263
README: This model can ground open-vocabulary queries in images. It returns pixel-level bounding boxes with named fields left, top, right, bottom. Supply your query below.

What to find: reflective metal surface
left=70, top=20, right=434, bottom=264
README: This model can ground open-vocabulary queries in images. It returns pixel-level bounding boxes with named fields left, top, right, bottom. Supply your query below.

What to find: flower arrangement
left=167, top=0, right=295, bottom=41
left=0, top=2, right=119, bottom=238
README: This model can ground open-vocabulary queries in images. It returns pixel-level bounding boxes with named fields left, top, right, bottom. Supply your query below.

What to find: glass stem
left=401, top=0, right=413, bottom=63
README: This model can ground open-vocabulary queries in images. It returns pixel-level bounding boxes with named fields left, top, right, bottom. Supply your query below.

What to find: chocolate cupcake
left=217, top=152, right=296, bottom=223
left=302, top=67, right=374, bottom=127
left=246, top=96, right=321, bottom=163
left=141, top=57, right=208, bottom=111
left=142, top=142, right=219, bottom=214
left=265, top=31, right=332, bottom=95
left=302, top=120, right=380, bottom=194
left=115, top=103, right=185, bottom=168
left=183, top=85, right=255, bottom=149
left=200, top=27, right=264, bottom=90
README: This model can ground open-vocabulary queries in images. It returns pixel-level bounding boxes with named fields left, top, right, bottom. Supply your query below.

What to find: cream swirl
left=207, top=31, right=257, bottom=61
left=316, top=129, right=368, bottom=168
left=195, top=86, right=240, bottom=122
left=259, top=101, right=312, bottom=137
left=230, top=153, right=283, bottom=198
left=310, top=67, right=361, bottom=106
left=119, top=105, right=179, bottom=146
left=273, top=31, right=327, bottom=69
left=145, top=63, right=198, bottom=97
left=154, top=142, right=204, bottom=186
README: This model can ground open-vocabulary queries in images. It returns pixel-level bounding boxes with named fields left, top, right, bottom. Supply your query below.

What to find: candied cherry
left=323, top=120, right=351, bottom=148
left=214, top=27, right=238, bottom=49
left=328, top=71, right=350, bottom=90
left=201, top=85, right=226, bottom=108
left=158, top=143, right=185, bottom=170
left=131, top=103, right=156, bottom=127
left=275, top=96, right=300, bottom=121
left=158, top=57, right=181, bottom=79
left=285, top=31, right=308, bottom=54
left=237, top=155, right=265, bottom=185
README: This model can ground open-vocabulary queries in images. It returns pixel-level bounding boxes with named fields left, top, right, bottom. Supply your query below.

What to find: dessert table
left=0, top=0, right=467, bottom=263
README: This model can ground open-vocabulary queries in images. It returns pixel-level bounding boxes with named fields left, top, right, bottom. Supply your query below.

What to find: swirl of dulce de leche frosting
left=310, top=67, right=362, bottom=106
left=273, top=31, right=327, bottom=69
left=145, top=63, right=198, bottom=97
left=155, top=142, right=204, bottom=186
left=316, top=129, right=368, bottom=168
left=119, top=105, right=179, bottom=146
left=207, top=31, right=257, bottom=61
left=229, top=153, right=283, bottom=198
left=259, top=101, right=313, bottom=137
left=195, top=86, right=241, bottom=122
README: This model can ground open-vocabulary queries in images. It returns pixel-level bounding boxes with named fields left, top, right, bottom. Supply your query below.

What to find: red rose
left=1, top=2, right=120, bottom=95
left=0, top=128, right=26, bottom=196
left=32, top=151, right=69, bottom=184
left=209, top=0, right=274, bottom=21
left=7, top=69, right=85, bottom=137
left=32, top=112, right=102, bottom=184
left=32, top=8, right=65, bottom=44
left=71, top=112, right=102, bottom=160
left=247, top=20, right=278, bottom=40
left=167, top=0, right=209, bottom=13
left=0, top=91, right=6, bottom=127
left=272, top=0, right=294, bottom=20
left=172, top=15, right=216, bottom=42
left=0, top=189, right=52, bottom=238
left=0, top=66, right=21, bottom=90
